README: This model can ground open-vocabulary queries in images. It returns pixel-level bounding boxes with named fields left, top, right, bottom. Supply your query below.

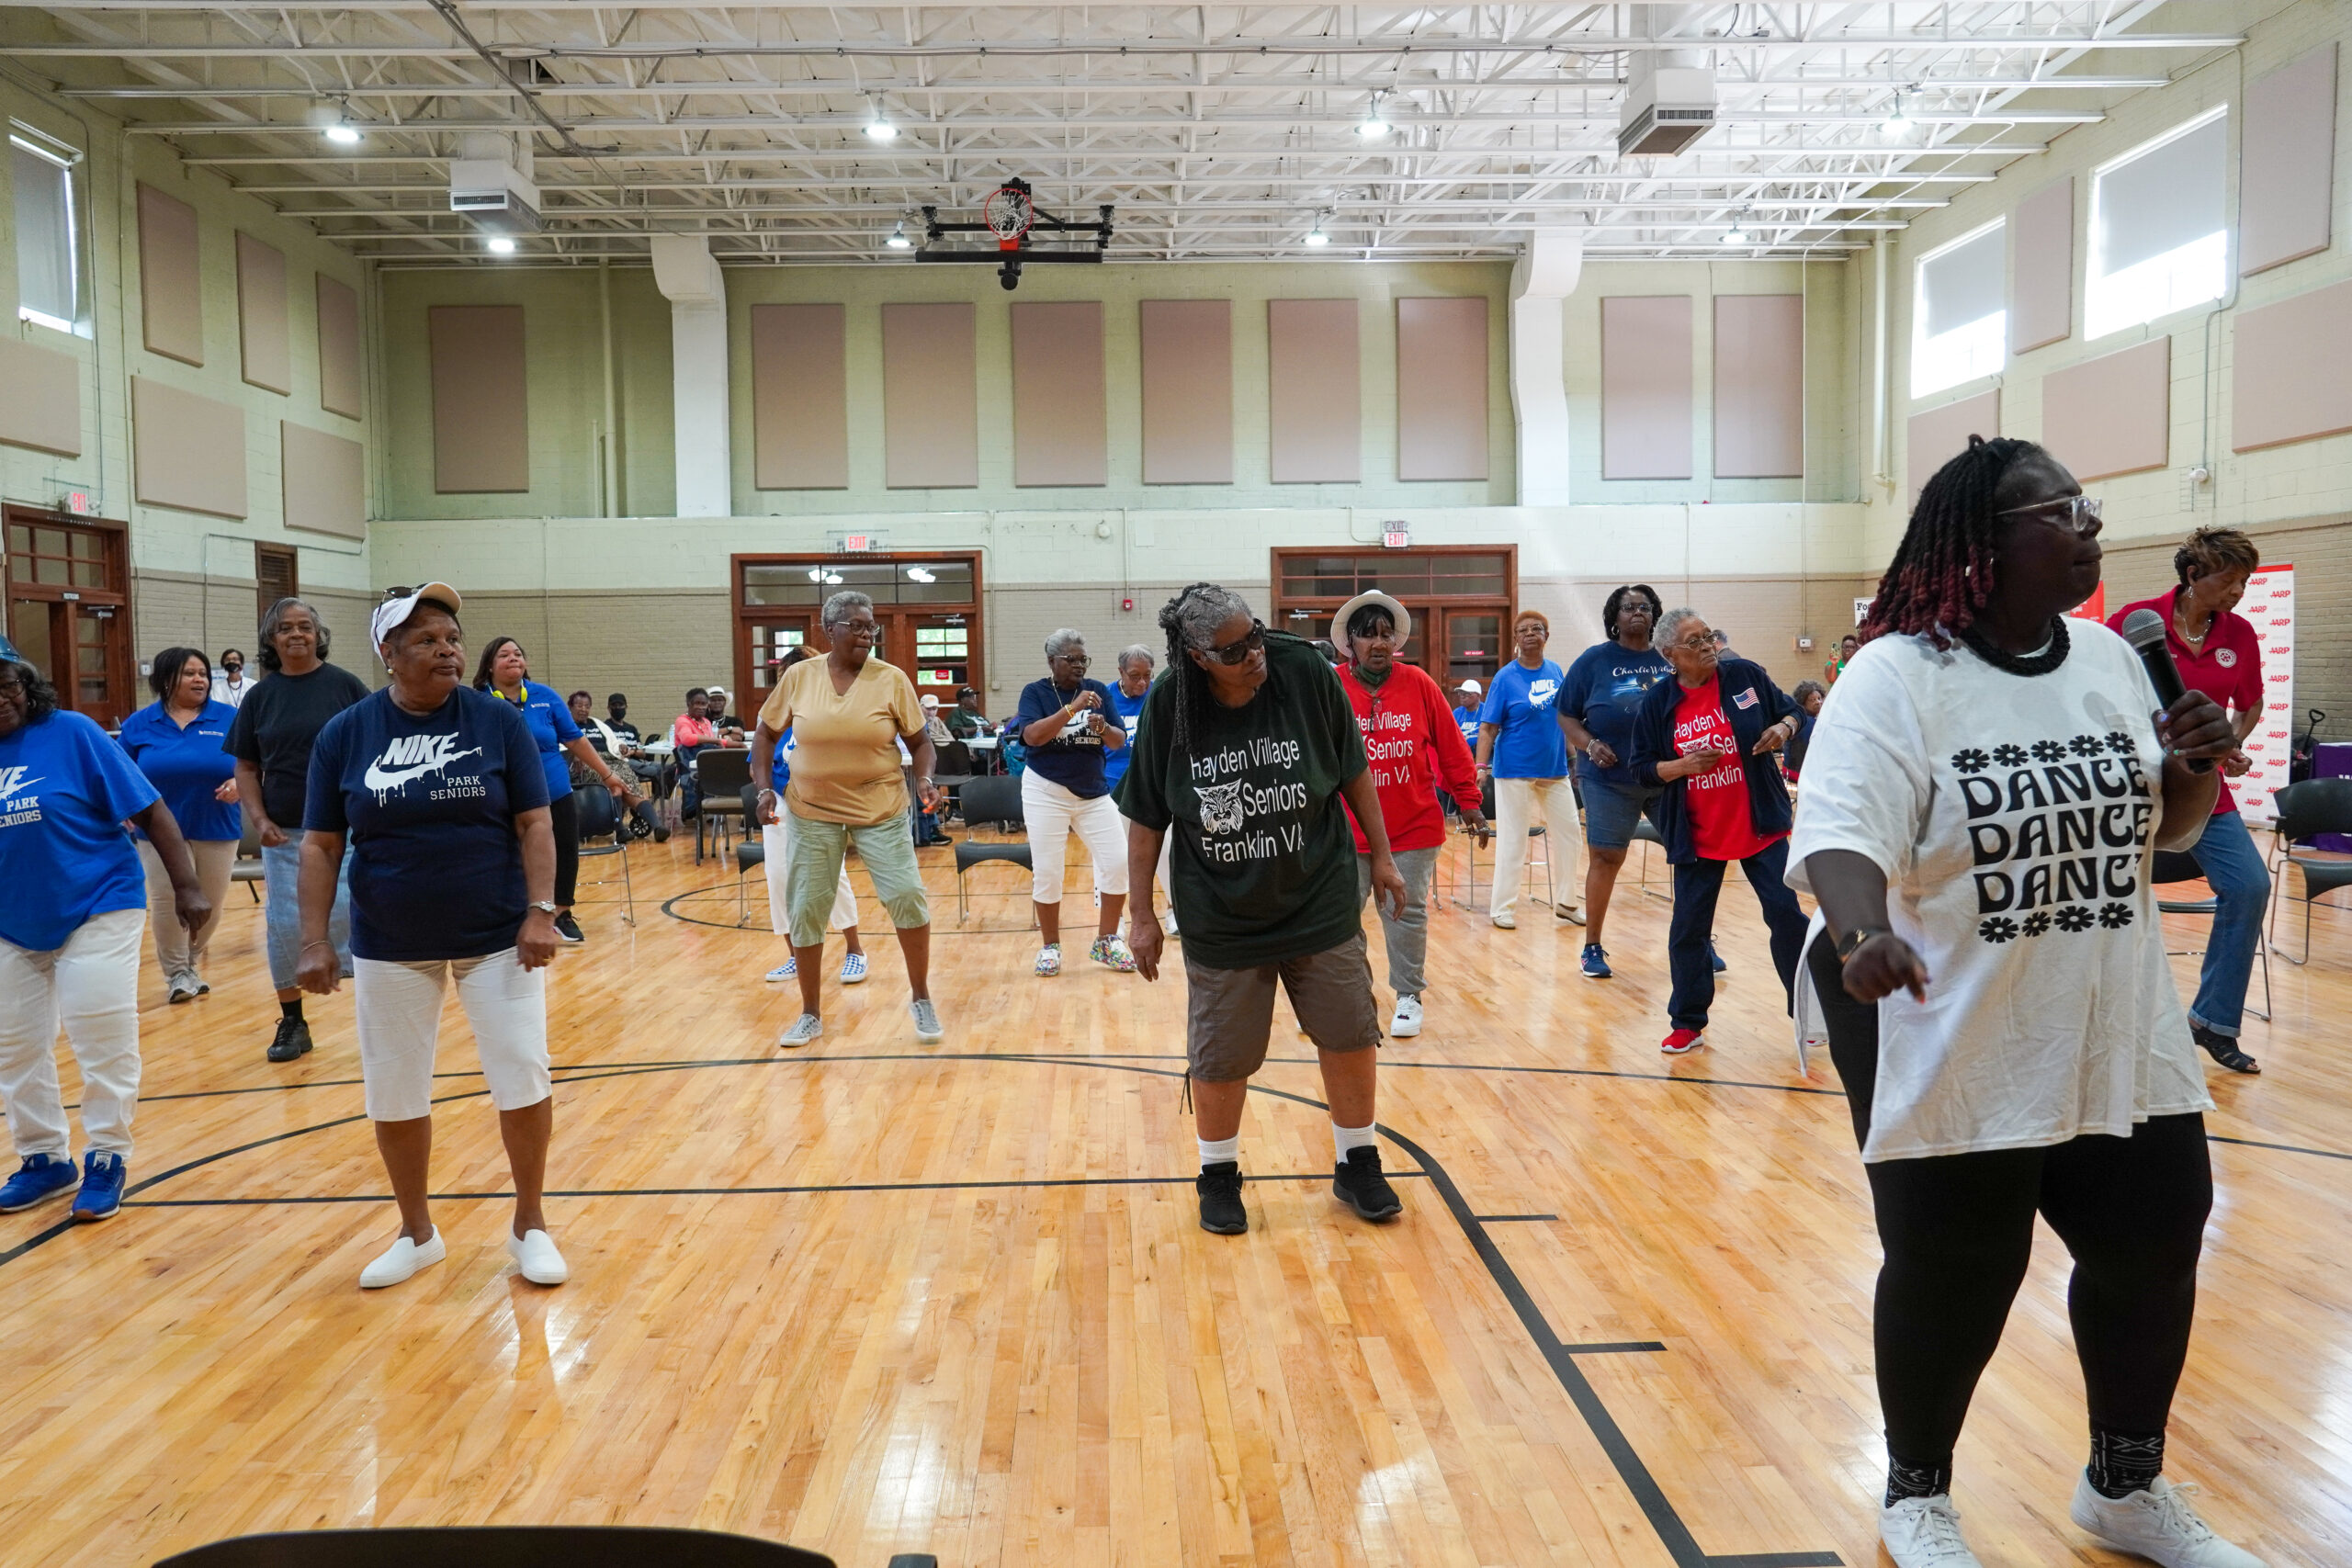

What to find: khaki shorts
left=1182, top=931, right=1381, bottom=1082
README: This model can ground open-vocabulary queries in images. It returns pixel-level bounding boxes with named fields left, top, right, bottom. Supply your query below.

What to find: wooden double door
left=5, top=509, right=134, bottom=728
left=734, top=553, right=984, bottom=716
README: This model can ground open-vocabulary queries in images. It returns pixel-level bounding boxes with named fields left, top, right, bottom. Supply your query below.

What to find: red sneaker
left=1660, top=1028, right=1705, bottom=1055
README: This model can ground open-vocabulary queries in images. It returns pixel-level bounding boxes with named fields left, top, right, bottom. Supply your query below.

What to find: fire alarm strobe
left=917, top=178, right=1114, bottom=291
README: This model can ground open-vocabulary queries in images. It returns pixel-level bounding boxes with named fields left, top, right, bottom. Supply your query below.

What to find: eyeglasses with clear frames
left=1996, top=494, right=2103, bottom=536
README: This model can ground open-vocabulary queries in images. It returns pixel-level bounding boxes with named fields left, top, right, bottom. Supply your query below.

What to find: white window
left=11, top=131, right=80, bottom=333
left=2087, top=107, right=2227, bottom=340
left=1911, top=219, right=2007, bottom=399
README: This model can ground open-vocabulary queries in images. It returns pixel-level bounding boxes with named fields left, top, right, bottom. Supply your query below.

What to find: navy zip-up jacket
left=1628, top=656, right=1800, bottom=864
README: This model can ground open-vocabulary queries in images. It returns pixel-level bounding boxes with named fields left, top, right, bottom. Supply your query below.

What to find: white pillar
left=650, top=235, right=732, bottom=518
left=1509, top=228, right=1583, bottom=507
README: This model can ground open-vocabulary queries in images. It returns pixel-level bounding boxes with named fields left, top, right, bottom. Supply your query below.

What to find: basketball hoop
left=983, top=184, right=1035, bottom=249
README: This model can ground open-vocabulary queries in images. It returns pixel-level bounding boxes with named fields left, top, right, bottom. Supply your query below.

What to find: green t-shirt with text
left=1114, top=632, right=1367, bottom=969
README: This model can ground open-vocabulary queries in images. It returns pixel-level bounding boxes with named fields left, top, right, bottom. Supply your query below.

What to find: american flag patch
left=1732, top=689, right=1758, bottom=709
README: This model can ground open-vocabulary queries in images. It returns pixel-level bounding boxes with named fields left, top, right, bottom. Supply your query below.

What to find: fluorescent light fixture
left=485, top=235, right=517, bottom=254
left=885, top=221, right=912, bottom=250
left=1305, top=223, right=1330, bottom=247
left=324, top=121, right=361, bottom=146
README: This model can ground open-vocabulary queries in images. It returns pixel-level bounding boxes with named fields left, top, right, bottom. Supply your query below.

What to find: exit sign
left=841, top=535, right=873, bottom=552
left=1381, top=527, right=1411, bottom=549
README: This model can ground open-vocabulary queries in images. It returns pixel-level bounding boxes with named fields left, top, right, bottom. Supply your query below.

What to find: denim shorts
left=1579, top=773, right=1663, bottom=850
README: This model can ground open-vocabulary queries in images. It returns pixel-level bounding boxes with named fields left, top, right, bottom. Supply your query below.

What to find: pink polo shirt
left=2109, top=588, right=2263, bottom=813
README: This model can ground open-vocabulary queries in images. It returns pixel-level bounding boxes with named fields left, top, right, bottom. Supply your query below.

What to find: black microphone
left=2119, top=608, right=2214, bottom=774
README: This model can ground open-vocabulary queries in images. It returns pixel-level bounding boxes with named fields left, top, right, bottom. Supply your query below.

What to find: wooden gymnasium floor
left=1, top=824, right=2346, bottom=1568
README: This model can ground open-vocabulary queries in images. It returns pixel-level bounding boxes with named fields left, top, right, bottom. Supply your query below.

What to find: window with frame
left=11, top=131, right=79, bottom=333
left=1911, top=220, right=2007, bottom=399
left=2087, top=107, right=2228, bottom=340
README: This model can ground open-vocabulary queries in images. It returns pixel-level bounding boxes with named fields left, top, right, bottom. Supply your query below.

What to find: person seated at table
left=672, top=689, right=718, bottom=818
left=566, top=690, right=667, bottom=842
left=706, top=685, right=746, bottom=742
left=947, top=686, right=989, bottom=740
left=920, top=693, right=956, bottom=750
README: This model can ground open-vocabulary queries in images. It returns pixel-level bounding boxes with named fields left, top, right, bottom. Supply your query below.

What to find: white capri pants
left=0, top=909, right=143, bottom=1160
left=1491, top=774, right=1584, bottom=920
left=763, top=818, right=857, bottom=936
left=1022, top=771, right=1130, bottom=905
left=354, top=949, right=552, bottom=1122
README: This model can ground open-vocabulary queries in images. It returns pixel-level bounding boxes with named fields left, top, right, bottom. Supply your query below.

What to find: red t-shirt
left=2108, top=589, right=2264, bottom=813
left=1336, top=661, right=1483, bottom=852
left=1673, top=676, right=1777, bottom=862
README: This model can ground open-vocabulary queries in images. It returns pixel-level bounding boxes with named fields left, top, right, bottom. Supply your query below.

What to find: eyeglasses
left=1996, top=493, right=2103, bottom=536
left=1200, top=621, right=1267, bottom=666
left=1052, top=653, right=1091, bottom=669
left=0, top=677, right=23, bottom=696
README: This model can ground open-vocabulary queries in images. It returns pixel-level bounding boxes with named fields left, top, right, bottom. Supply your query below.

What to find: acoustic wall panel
left=427, top=304, right=529, bottom=493
left=751, top=303, right=849, bottom=489
left=0, top=335, right=82, bottom=457
left=2241, top=43, right=2337, bottom=277
left=2011, top=177, right=2075, bottom=354
left=881, top=302, right=978, bottom=489
left=280, top=422, right=366, bottom=539
left=1907, top=390, right=1999, bottom=501
left=234, top=232, right=290, bottom=394
left=1712, top=294, right=1804, bottom=478
left=137, top=183, right=203, bottom=367
left=1600, top=296, right=1692, bottom=479
left=316, top=275, right=364, bottom=420
left=1011, top=300, right=1108, bottom=487
left=132, top=376, right=246, bottom=518
left=1394, top=296, right=1489, bottom=481
left=1267, top=299, right=1360, bottom=483
left=2232, top=278, right=2352, bottom=452
left=2041, top=337, right=2170, bottom=482
left=1139, top=299, right=1233, bottom=484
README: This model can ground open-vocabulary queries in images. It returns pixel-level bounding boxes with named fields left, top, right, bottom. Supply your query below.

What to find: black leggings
left=549, top=788, right=580, bottom=908
left=1804, top=933, right=2212, bottom=1466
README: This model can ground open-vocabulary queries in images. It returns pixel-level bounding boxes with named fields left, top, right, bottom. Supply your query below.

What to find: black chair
left=694, top=748, right=754, bottom=865
left=2267, top=777, right=2352, bottom=964
left=2151, top=847, right=2269, bottom=1021
left=932, top=739, right=980, bottom=821
left=570, top=784, right=636, bottom=927
left=952, top=773, right=1034, bottom=923
left=154, top=1526, right=839, bottom=1567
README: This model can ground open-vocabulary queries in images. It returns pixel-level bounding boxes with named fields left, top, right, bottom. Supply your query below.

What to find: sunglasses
left=1200, top=621, right=1267, bottom=666
left=1996, top=493, right=2103, bottom=536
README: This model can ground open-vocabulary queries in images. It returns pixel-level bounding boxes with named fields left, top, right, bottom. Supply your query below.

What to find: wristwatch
left=528, top=900, right=560, bottom=917
left=1835, top=926, right=1892, bottom=962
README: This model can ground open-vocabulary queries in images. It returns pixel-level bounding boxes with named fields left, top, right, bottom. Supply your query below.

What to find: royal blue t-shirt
left=1452, top=704, right=1482, bottom=754
left=1478, top=660, right=1569, bottom=779
left=1014, top=677, right=1120, bottom=797
left=117, top=699, right=242, bottom=841
left=305, top=687, right=551, bottom=962
left=1102, top=683, right=1148, bottom=791
left=1559, top=642, right=1673, bottom=786
left=0, top=711, right=160, bottom=952
left=489, top=680, right=583, bottom=807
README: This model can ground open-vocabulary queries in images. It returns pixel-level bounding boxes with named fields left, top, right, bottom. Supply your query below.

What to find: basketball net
left=983, top=186, right=1034, bottom=251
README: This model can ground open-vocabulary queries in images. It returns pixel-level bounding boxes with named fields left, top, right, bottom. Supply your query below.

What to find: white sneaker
left=507, top=1227, right=569, bottom=1286
left=1555, top=903, right=1585, bottom=926
left=359, top=1228, right=446, bottom=1290
left=1491, top=910, right=1517, bottom=930
left=1035, top=943, right=1062, bottom=977
left=764, top=958, right=797, bottom=983
left=1880, top=1495, right=1983, bottom=1568
left=2070, top=1472, right=2267, bottom=1567
left=778, top=1012, right=822, bottom=1048
left=1160, top=910, right=1180, bottom=937
left=1390, top=995, right=1423, bottom=1038
left=840, top=951, right=868, bottom=984
left=167, top=972, right=200, bottom=1004
left=910, top=998, right=944, bottom=1043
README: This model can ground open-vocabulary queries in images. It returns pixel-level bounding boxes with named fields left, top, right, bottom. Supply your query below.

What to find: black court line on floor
left=6, top=1050, right=1843, bottom=1568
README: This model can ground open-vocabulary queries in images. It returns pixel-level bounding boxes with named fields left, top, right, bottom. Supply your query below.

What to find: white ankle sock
left=1197, top=1135, right=1239, bottom=1168
left=1332, top=1122, right=1377, bottom=1159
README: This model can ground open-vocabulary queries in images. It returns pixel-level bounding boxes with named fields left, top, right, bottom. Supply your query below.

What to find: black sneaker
left=1195, top=1161, right=1248, bottom=1235
left=266, top=1016, right=312, bottom=1063
left=554, top=912, right=585, bottom=944
left=1332, top=1146, right=1402, bottom=1223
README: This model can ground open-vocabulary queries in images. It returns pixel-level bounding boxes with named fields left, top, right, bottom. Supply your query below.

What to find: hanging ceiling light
left=1304, top=215, right=1331, bottom=247
left=1886, top=90, right=1911, bottom=130
left=486, top=235, right=518, bottom=254
left=1356, top=93, right=1391, bottom=140
left=885, top=221, right=912, bottom=250
left=323, top=119, right=361, bottom=146
left=865, top=98, right=898, bottom=141
left=1720, top=212, right=1750, bottom=246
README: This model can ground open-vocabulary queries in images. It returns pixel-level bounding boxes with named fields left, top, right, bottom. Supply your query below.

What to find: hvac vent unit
left=1617, top=58, right=1718, bottom=157
left=449, top=133, right=543, bottom=234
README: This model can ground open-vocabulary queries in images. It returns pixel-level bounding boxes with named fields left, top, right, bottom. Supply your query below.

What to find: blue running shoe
left=71, top=1152, right=126, bottom=1222
left=1711, top=943, right=1727, bottom=974
left=0, top=1154, right=79, bottom=1213
left=1580, top=943, right=1612, bottom=979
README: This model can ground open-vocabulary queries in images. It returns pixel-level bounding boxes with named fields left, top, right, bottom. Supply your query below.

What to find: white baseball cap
left=1453, top=677, right=1483, bottom=695
left=920, top=693, right=941, bottom=708
left=370, top=582, right=462, bottom=653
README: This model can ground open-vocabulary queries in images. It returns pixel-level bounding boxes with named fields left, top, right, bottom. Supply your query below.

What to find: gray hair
left=820, top=590, right=875, bottom=634
left=1116, top=644, right=1157, bottom=673
left=1044, top=627, right=1087, bottom=660
left=1160, top=582, right=1253, bottom=652
left=256, top=596, right=331, bottom=672
left=1656, top=606, right=1707, bottom=649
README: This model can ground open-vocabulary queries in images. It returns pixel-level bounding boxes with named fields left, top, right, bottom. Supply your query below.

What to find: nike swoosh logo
left=361, top=746, right=483, bottom=796
left=0, top=775, right=45, bottom=803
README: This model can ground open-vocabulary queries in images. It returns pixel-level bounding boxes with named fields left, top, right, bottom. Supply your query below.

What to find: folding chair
left=951, top=773, right=1035, bottom=924
left=1450, top=779, right=1555, bottom=913
left=693, top=748, right=754, bottom=865
left=2266, top=777, right=2352, bottom=964
left=570, top=784, right=636, bottom=927
left=2151, top=848, right=2267, bottom=1021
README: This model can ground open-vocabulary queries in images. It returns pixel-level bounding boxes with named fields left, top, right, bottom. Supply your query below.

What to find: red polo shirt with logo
left=2108, top=587, right=2263, bottom=813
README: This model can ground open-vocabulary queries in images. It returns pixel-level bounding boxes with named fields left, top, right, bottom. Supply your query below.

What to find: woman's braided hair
left=1861, top=434, right=2044, bottom=649
left=1157, top=581, right=1257, bottom=756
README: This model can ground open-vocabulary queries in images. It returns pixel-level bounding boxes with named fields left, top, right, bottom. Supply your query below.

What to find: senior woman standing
left=117, top=648, right=241, bottom=1002
left=1475, top=610, right=1583, bottom=929
left=1791, top=437, right=2258, bottom=1568
left=300, top=584, right=569, bottom=1292
left=1628, top=607, right=1810, bottom=1055
left=1013, top=629, right=1134, bottom=976
left=474, top=637, right=640, bottom=946
left=752, top=591, right=946, bottom=1049
left=753, top=645, right=867, bottom=989
left=228, top=597, right=368, bottom=1064
left=0, top=640, right=209, bottom=1222
left=1555, top=584, right=1673, bottom=979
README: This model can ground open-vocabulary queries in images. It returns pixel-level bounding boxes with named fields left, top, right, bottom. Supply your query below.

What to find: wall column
left=1509, top=228, right=1583, bottom=507
left=651, top=235, right=731, bottom=517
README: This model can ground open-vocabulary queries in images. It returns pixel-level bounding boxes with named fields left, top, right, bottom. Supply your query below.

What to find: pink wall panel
left=1139, top=299, right=1233, bottom=484
left=1600, top=296, right=1692, bottom=479
left=1907, top=390, right=2000, bottom=501
left=1267, top=299, right=1360, bottom=483
left=280, top=422, right=366, bottom=539
left=137, top=183, right=204, bottom=367
left=2041, top=338, right=2169, bottom=483
left=234, top=232, right=290, bottom=394
left=2011, top=177, right=2075, bottom=354
left=0, top=336, right=82, bottom=457
left=1012, top=300, right=1108, bottom=487
left=1711, top=294, right=1804, bottom=478
left=1395, top=296, right=1489, bottom=481
left=2232, top=278, right=2352, bottom=452
left=132, top=377, right=246, bottom=518
left=2241, top=43, right=2337, bottom=277
left=882, top=302, right=979, bottom=490
left=428, top=304, right=529, bottom=493
left=751, top=303, right=849, bottom=490
left=316, top=275, right=364, bottom=420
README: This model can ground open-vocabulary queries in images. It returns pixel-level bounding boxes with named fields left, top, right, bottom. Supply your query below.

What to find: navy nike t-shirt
left=304, top=685, right=550, bottom=962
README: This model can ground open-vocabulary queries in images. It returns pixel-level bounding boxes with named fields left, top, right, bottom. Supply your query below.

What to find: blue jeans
left=1668, top=837, right=1809, bottom=1032
left=262, top=830, right=353, bottom=991
left=2186, top=807, right=2269, bottom=1038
